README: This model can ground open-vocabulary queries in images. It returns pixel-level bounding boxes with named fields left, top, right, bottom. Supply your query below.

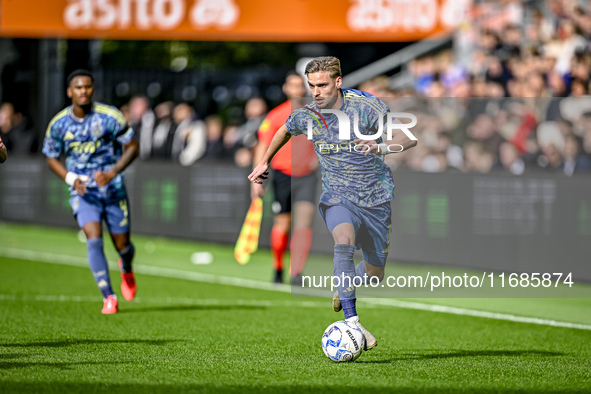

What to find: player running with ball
left=43, top=70, right=139, bottom=314
left=249, top=57, right=417, bottom=350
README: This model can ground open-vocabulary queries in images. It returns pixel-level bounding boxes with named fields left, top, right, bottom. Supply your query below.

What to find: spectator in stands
left=466, top=113, right=505, bottom=156
left=451, top=79, right=471, bottom=98
left=470, top=76, right=489, bottom=97
left=579, top=112, right=591, bottom=163
left=404, top=139, right=429, bottom=172
left=171, top=103, right=207, bottom=166
left=222, top=122, right=240, bottom=158
left=480, top=30, right=505, bottom=59
left=570, top=78, right=589, bottom=96
left=536, top=121, right=565, bottom=172
left=358, top=75, right=393, bottom=98
left=222, top=97, right=267, bottom=167
left=563, top=134, right=591, bottom=175
left=0, top=103, right=14, bottom=149
left=410, top=57, right=437, bottom=95
left=528, top=8, right=555, bottom=45
left=150, top=101, right=176, bottom=160
left=547, top=70, right=568, bottom=96
left=426, top=80, right=447, bottom=98
left=437, top=132, right=464, bottom=171
left=569, top=52, right=590, bottom=81
left=0, top=134, right=6, bottom=163
left=524, top=72, right=552, bottom=97
left=553, top=19, right=586, bottom=75
left=235, top=97, right=267, bottom=151
left=0, top=102, right=37, bottom=155
left=203, top=115, right=225, bottom=159
left=501, top=25, right=523, bottom=58
left=498, top=141, right=525, bottom=175
left=574, top=7, right=591, bottom=39
left=128, top=95, right=155, bottom=160
left=484, top=55, right=509, bottom=91
left=463, top=140, right=495, bottom=173
left=438, top=50, right=467, bottom=92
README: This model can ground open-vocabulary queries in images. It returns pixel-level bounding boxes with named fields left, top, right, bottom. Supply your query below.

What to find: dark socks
left=118, top=243, right=135, bottom=273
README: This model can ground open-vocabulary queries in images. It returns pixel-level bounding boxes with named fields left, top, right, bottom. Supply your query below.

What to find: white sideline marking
left=2, top=246, right=591, bottom=331
left=362, top=298, right=591, bottom=331
left=0, top=247, right=292, bottom=293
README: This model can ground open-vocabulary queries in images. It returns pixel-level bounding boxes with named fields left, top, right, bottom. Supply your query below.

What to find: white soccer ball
left=321, top=320, right=365, bottom=362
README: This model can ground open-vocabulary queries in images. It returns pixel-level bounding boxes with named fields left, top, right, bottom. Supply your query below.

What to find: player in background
left=251, top=71, right=318, bottom=285
left=43, top=70, right=139, bottom=314
left=0, top=135, right=7, bottom=163
left=249, top=57, right=417, bottom=350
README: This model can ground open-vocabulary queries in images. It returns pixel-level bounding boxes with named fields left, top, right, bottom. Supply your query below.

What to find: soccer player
left=249, top=57, right=417, bottom=350
left=0, top=135, right=7, bottom=163
left=251, top=71, right=318, bottom=285
left=43, top=70, right=139, bottom=314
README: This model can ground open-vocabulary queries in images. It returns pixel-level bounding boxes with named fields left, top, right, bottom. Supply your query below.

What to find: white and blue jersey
left=43, top=102, right=134, bottom=199
left=286, top=88, right=395, bottom=208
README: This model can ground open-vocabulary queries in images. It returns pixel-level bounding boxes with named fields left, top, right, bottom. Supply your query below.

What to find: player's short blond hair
left=305, top=56, right=342, bottom=79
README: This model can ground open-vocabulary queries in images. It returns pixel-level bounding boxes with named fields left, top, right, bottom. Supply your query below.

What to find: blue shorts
left=70, top=192, right=131, bottom=234
left=319, top=192, right=392, bottom=267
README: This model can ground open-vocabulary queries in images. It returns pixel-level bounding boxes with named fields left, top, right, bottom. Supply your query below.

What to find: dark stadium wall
left=1, top=158, right=589, bottom=281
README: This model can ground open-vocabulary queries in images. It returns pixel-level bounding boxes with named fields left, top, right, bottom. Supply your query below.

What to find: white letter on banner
left=64, top=0, right=93, bottom=29
left=153, top=0, right=185, bottom=30
left=96, top=0, right=116, bottom=29
left=118, top=0, right=132, bottom=29
left=135, top=0, right=152, bottom=29
left=417, top=0, right=437, bottom=31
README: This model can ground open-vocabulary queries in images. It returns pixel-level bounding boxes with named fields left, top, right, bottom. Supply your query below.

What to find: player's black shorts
left=271, top=169, right=318, bottom=214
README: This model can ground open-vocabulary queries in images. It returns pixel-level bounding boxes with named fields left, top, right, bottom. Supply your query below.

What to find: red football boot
left=119, top=259, right=137, bottom=301
left=101, top=295, right=118, bottom=314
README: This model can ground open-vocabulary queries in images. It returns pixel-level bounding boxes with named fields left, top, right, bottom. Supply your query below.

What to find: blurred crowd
left=0, top=95, right=267, bottom=168
left=1, top=0, right=590, bottom=177
left=118, top=95, right=266, bottom=167
left=0, top=102, right=38, bottom=155
left=377, top=95, right=591, bottom=176
left=381, top=0, right=591, bottom=176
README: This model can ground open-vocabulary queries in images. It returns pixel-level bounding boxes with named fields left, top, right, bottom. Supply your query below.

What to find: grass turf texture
left=1, top=223, right=591, bottom=393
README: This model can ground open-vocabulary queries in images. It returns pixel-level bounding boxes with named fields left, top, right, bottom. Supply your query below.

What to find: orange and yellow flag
left=234, top=197, right=263, bottom=265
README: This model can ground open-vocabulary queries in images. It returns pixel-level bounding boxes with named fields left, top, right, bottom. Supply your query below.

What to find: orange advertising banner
left=0, top=0, right=466, bottom=42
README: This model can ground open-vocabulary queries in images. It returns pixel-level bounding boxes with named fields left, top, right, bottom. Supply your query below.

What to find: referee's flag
left=234, top=197, right=263, bottom=265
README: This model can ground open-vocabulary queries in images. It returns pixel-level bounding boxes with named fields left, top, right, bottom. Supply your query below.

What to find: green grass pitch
left=1, top=222, right=590, bottom=393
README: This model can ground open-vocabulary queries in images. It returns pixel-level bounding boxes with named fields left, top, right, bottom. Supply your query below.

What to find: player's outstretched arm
left=250, top=140, right=269, bottom=198
left=94, top=138, right=139, bottom=187
left=0, top=136, right=7, bottom=163
left=248, top=124, right=291, bottom=184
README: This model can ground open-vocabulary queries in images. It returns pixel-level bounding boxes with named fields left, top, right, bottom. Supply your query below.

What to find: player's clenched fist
left=94, top=169, right=116, bottom=187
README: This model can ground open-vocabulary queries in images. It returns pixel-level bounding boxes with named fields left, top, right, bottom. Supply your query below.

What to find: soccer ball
left=321, top=320, right=365, bottom=362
